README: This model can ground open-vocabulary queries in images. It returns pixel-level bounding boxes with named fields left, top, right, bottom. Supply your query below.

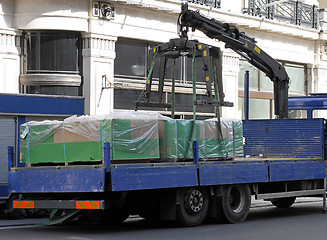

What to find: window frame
left=22, top=30, right=83, bottom=75
left=238, top=59, right=307, bottom=119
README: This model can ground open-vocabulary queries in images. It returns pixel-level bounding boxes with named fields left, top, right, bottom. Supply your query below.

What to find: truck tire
left=176, top=188, right=209, bottom=227
left=220, top=184, right=251, bottom=224
left=271, top=197, right=296, bottom=208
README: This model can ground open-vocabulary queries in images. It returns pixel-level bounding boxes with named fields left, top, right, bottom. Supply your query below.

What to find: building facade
left=1, top=0, right=327, bottom=119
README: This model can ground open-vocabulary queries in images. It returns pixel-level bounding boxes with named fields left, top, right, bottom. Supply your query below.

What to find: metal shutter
left=0, top=118, right=16, bottom=184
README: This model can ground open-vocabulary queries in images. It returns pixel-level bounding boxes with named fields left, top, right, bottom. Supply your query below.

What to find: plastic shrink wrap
left=159, top=118, right=243, bottom=161
left=20, top=112, right=243, bottom=164
left=20, top=112, right=167, bottom=164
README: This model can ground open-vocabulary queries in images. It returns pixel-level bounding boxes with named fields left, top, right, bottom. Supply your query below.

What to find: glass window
left=286, top=64, right=305, bottom=94
left=115, top=43, right=146, bottom=78
left=238, top=60, right=306, bottom=119
left=313, top=110, right=327, bottom=119
left=114, top=89, right=144, bottom=110
left=25, top=86, right=81, bottom=96
left=21, top=31, right=82, bottom=96
left=25, top=31, right=81, bottom=74
left=260, top=72, right=274, bottom=92
left=249, top=98, right=271, bottom=119
left=288, top=109, right=308, bottom=119
left=115, top=39, right=223, bottom=86
left=114, top=89, right=163, bottom=111
left=238, top=97, right=271, bottom=119
left=153, top=57, right=183, bottom=82
left=167, top=93, right=215, bottom=113
left=238, top=60, right=259, bottom=90
left=114, top=89, right=215, bottom=116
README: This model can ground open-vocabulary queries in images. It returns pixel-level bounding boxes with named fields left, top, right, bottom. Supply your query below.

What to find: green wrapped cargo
left=158, top=118, right=243, bottom=160
left=19, top=112, right=243, bottom=165
left=20, top=113, right=162, bottom=165
left=159, top=120, right=204, bottom=160
left=204, top=119, right=244, bottom=159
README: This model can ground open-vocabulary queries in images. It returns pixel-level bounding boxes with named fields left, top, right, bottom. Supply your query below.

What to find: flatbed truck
left=10, top=4, right=327, bottom=226
left=9, top=118, right=327, bottom=226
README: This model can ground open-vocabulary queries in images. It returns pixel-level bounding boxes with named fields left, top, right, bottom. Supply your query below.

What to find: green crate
left=20, top=118, right=160, bottom=164
left=158, top=119, right=243, bottom=161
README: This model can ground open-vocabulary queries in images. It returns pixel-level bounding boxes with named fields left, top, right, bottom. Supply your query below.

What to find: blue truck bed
left=10, top=157, right=325, bottom=193
left=9, top=118, right=326, bottom=194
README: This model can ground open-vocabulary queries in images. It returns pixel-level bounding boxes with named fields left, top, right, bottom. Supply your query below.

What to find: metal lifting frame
left=135, top=37, right=233, bottom=114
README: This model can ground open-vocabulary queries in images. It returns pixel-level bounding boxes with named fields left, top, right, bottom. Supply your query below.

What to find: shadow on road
left=26, top=200, right=325, bottom=236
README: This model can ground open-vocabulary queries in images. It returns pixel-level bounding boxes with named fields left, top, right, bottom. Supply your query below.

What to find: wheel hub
left=185, top=189, right=204, bottom=213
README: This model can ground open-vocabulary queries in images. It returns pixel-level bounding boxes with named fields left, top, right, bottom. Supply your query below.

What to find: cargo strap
left=100, top=120, right=104, bottom=160
left=211, top=57, right=227, bottom=159
left=135, top=49, right=158, bottom=111
left=62, top=124, right=68, bottom=166
left=192, top=47, right=197, bottom=120
left=171, top=59, right=176, bottom=118
left=39, top=209, right=81, bottom=226
left=27, top=126, right=31, bottom=167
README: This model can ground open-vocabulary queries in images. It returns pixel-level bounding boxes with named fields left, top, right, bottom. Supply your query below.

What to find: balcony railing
left=185, top=0, right=221, bottom=9
left=244, top=0, right=318, bottom=29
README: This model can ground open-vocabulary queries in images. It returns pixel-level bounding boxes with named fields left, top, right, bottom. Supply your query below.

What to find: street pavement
left=0, top=197, right=325, bottom=240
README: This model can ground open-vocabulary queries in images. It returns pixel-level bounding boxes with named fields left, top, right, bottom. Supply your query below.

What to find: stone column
left=0, top=30, right=20, bottom=93
left=82, top=33, right=117, bottom=115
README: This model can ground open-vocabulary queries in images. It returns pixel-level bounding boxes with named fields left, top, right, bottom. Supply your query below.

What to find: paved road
left=0, top=198, right=325, bottom=240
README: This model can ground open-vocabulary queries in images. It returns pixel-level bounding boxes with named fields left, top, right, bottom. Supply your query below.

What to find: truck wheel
left=271, top=197, right=296, bottom=208
left=176, top=188, right=209, bottom=227
left=220, top=184, right=251, bottom=224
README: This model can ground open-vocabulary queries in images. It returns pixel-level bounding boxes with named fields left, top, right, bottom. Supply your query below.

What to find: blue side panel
left=243, top=119, right=324, bottom=159
left=0, top=184, right=9, bottom=198
left=0, top=94, right=84, bottom=115
left=269, top=159, right=326, bottom=182
left=199, top=160, right=269, bottom=186
left=110, top=163, right=198, bottom=191
left=10, top=166, right=105, bottom=193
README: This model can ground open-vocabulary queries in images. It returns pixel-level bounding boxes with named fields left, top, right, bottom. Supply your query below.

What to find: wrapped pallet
left=19, top=112, right=243, bottom=165
left=159, top=120, right=205, bottom=160
left=20, top=112, right=166, bottom=165
left=204, top=119, right=244, bottom=159
left=158, top=118, right=243, bottom=161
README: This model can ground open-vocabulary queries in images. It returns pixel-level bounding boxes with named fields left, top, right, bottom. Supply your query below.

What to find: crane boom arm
left=179, top=3, right=289, bottom=119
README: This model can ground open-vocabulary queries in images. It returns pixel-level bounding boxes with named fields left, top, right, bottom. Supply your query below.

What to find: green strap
left=62, top=124, right=67, bottom=166
left=211, top=57, right=227, bottom=158
left=135, top=49, right=158, bottom=111
left=100, top=120, right=104, bottom=160
left=232, top=121, right=236, bottom=158
left=212, top=57, right=221, bottom=120
left=171, top=59, right=176, bottom=118
left=192, top=48, right=197, bottom=120
left=27, top=126, right=31, bottom=167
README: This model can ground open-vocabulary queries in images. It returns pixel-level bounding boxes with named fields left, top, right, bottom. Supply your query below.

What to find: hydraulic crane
left=178, top=3, right=290, bottom=119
